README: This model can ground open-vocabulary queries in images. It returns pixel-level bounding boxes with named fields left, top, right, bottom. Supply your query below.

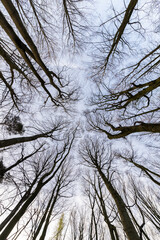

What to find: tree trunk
left=0, top=130, right=54, bottom=148
left=97, top=167, right=140, bottom=240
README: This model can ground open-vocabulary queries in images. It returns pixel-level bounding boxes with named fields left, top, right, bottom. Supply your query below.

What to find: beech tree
left=80, top=139, right=141, bottom=240
left=0, top=0, right=160, bottom=239
left=0, top=123, right=64, bottom=149
left=128, top=178, right=160, bottom=238
left=0, top=1, right=82, bottom=239
left=84, top=3, right=160, bottom=239
left=0, top=0, right=87, bottom=114
left=84, top=173, right=120, bottom=240
left=115, top=143, right=160, bottom=187
left=88, top=0, right=160, bottom=138
left=0, top=131, right=75, bottom=240
left=80, top=138, right=160, bottom=240
left=54, top=207, right=109, bottom=240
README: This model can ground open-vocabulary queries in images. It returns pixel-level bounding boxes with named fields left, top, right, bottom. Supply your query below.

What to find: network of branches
left=0, top=1, right=159, bottom=240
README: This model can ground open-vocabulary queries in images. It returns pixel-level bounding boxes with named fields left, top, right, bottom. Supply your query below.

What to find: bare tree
left=115, top=144, right=160, bottom=186
left=130, top=179, right=160, bottom=235
left=80, top=138, right=142, bottom=240
left=0, top=130, right=75, bottom=240
left=88, top=0, right=160, bottom=139
left=87, top=114, right=160, bottom=139
left=1, top=1, right=160, bottom=240
left=0, top=1, right=84, bottom=239
left=0, top=119, right=64, bottom=149
left=84, top=172, right=120, bottom=240
left=62, top=206, right=108, bottom=240
left=0, top=0, right=86, bottom=110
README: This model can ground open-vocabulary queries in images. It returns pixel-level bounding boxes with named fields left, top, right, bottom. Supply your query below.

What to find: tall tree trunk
left=97, top=167, right=140, bottom=240
left=0, top=129, right=54, bottom=148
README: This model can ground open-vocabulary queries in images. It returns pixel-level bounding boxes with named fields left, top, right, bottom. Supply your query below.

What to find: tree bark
left=99, top=122, right=160, bottom=139
left=1, top=0, right=61, bottom=93
left=0, top=129, right=55, bottom=148
left=104, top=0, right=138, bottom=67
left=97, top=167, right=140, bottom=240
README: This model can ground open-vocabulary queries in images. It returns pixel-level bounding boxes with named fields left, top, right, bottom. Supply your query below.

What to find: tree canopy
left=0, top=0, right=160, bottom=239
